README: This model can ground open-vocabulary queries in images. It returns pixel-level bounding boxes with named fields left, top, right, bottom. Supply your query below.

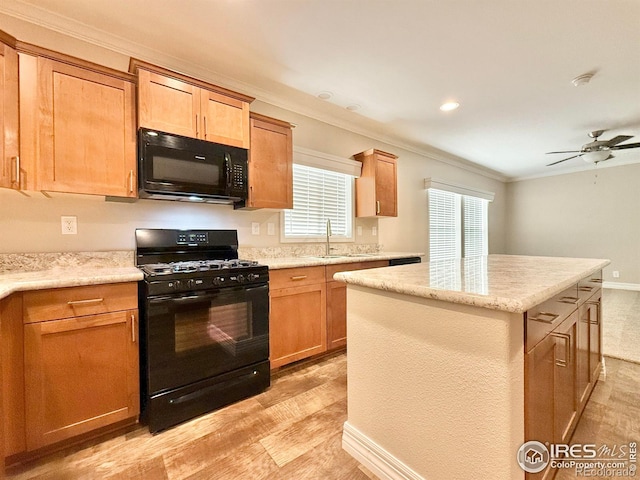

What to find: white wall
left=0, top=14, right=506, bottom=255
left=505, top=163, right=640, bottom=285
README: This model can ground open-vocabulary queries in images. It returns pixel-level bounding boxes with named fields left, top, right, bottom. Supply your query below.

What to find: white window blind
left=463, top=196, right=488, bottom=257
left=283, top=164, right=353, bottom=239
left=428, top=188, right=488, bottom=261
left=428, top=189, right=461, bottom=261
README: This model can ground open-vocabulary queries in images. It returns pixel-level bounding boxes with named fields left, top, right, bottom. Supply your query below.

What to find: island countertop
left=334, top=254, right=610, bottom=313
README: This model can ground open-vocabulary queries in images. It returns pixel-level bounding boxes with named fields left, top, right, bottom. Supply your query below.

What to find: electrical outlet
left=251, top=222, right=260, bottom=235
left=612, top=270, right=620, bottom=278
left=357, top=226, right=362, bottom=236
left=372, top=226, right=377, bottom=236
left=267, top=223, right=275, bottom=236
left=61, top=216, right=77, bottom=235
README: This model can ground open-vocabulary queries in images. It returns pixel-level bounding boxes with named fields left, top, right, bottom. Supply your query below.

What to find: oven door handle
left=149, top=293, right=217, bottom=305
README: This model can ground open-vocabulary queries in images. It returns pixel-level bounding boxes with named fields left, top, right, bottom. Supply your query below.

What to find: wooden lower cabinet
left=269, top=260, right=389, bottom=368
left=270, top=280, right=326, bottom=369
left=1, top=283, right=139, bottom=460
left=525, top=275, right=603, bottom=480
left=24, top=310, right=139, bottom=450
left=325, top=260, right=388, bottom=350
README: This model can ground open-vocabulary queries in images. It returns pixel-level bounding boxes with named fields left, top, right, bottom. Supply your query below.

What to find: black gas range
left=136, top=229, right=270, bottom=433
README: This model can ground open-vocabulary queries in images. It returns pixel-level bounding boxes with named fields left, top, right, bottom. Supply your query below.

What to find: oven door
left=144, top=284, right=269, bottom=394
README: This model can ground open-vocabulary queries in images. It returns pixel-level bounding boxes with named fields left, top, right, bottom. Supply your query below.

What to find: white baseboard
left=342, top=422, right=424, bottom=480
left=602, top=281, right=640, bottom=291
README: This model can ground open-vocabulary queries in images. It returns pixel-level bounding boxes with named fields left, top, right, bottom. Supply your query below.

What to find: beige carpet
left=602, top=288, right=640, bottom=364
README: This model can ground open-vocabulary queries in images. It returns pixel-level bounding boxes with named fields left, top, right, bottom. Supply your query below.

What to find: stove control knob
left=186, top=279, right=195, bottom=289
left=236, top=274, right=245, bottom=284
left=212, top=276, right=224, bottom=286
left=247, top=273, right=259, bottom=281
left=171, top=280, right=182, bottom=291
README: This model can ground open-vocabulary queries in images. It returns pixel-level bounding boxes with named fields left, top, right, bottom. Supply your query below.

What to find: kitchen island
left=334, top=254, right=609, bottom=480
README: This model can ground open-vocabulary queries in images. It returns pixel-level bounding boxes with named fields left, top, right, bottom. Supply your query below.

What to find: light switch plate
left=372, top=226, right=377, bottom=236
left=251, top=222, right=260, bottom=235
left=267, top=223, right=275, bottom=236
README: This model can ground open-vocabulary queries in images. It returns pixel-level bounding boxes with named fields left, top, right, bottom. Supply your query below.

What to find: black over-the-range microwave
left=138, top=128, right=248, bottom=208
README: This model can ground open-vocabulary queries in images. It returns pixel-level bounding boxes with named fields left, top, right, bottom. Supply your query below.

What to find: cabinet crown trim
left=16, top=41, right=136, bottom=82
left=353, top=149, right=398, bottom=160
left=129, top=58, right=255, bottom=103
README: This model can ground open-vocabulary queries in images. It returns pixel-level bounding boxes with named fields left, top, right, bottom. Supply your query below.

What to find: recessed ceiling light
left=317, top=91, right=333, bottom=100
left=439, top=101, right=460, bottom=112
left=346, top=104, right=360, bottom=111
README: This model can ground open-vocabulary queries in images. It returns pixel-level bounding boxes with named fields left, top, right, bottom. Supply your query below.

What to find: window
left=283, top=164, right=353, bottom=240
left=428, top=188, right=488, bottom=261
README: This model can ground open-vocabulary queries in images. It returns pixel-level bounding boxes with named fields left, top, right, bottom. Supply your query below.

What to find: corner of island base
left=341, top=284, right=525, bottom=480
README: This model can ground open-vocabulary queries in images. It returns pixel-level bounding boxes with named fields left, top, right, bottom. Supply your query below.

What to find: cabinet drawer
left=23, top=283, right=138, bottom=324
left=326, top=260, right=389, bottom=280
left=577, top=270, right=603, bottom=304
left=270, top=266, right=326, bottom=290
left=525, top=284, right=579, bottom=352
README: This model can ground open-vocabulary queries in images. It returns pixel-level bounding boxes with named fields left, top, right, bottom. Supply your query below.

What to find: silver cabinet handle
left=590, top=278, right=603, bottom=283
left=196, top=114, right=199, bottom=137
left=129, top=170, right=134, bottom=193
left=586, top=300, right=600, bottom=325
left=376, top=200, right=381, bottom=214
left=204, top=116, right=208, bottom=139
left=551, top=332, right=571, bottom=367
left=12, top=156, right=20, bottom=187
left=290, top=275, right=308, bottom=281
left=529, top=312, right=559, bottom=323
left=559, top=296, right=579, bottom=304
left=578, top=286, right=594, bottom=292
left=131, top=313, right=136, bottom=343
left=67, top=298, right=104, bottom=306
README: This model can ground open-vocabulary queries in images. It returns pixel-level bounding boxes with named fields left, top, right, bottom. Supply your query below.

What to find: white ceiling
left=2, top=0, right=640, bottom=180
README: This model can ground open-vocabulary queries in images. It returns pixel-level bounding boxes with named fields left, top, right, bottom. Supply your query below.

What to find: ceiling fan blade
left=546, top=154, right=583, bottom=166
left=545, top=150, right=582, bottom=154
left=605, top=135, right=633, bottom=146
left=611, top=142, right=640, bottom=150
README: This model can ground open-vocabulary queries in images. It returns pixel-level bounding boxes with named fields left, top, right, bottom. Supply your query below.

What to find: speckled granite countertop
left=0, top=251, right=143, bottom=301
left=0, top=267, right=143, bottom=300
left=256, top=252, right=424, bottom=270
left=334, top=254, right=610, bottom=313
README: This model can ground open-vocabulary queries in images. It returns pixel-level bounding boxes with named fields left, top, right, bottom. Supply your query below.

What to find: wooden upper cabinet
left=137, top=69, right=199, bottom=138
left=0, top=30, right=19, bottom=192
left=354, top=148, right=398, bottom=217
left=247, top=112, right=293, bottom=209
left=131, top=59, right=253, bottom=149
left=18, top=45, right=136, bottom=197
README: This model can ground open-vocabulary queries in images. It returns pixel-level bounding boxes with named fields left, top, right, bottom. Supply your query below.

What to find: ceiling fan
left=546, top=130, right=640, bottom=166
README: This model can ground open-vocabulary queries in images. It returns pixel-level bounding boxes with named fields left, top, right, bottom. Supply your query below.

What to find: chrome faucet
left=326, top=218, right=332, bottom=256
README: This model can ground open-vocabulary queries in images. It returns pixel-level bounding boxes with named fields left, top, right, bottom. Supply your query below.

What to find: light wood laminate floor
left=5, top=354, right=639, bottom=480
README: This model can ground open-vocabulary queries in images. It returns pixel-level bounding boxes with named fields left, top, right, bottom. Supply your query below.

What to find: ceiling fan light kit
left=571, top=72, right=595, bottom=87
left=545, top=130, right=640, bottom=167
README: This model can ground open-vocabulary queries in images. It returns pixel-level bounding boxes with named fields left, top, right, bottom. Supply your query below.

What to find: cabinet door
left=24, top=310, right=139, bottom=450
left=326, top=281, right=347, bottom=350
left=200, top=90, right=250, bottom=148
left=137, top=68, right=200, bottom=138
left=587, top=293, right=602, bottom=383
left=36, top=58, right=136, bottom=196
left=1, top=294, right=25, bottom=457
left=248, top=115, right=293, bottom=209
left=576, top=303, right=591, bottom=411
left=553, top=310, right=578, bottom=445
left=525, top=333, right=555, bottom=480
left=269, top=283, right=326, bottom=369
left=0, top=42, right=19, bottom=190
left=375, top=154, right=397, bottom=216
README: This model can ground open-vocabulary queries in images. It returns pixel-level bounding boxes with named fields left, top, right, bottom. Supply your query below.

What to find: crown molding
left=1, top=1, right=508, bottom=183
